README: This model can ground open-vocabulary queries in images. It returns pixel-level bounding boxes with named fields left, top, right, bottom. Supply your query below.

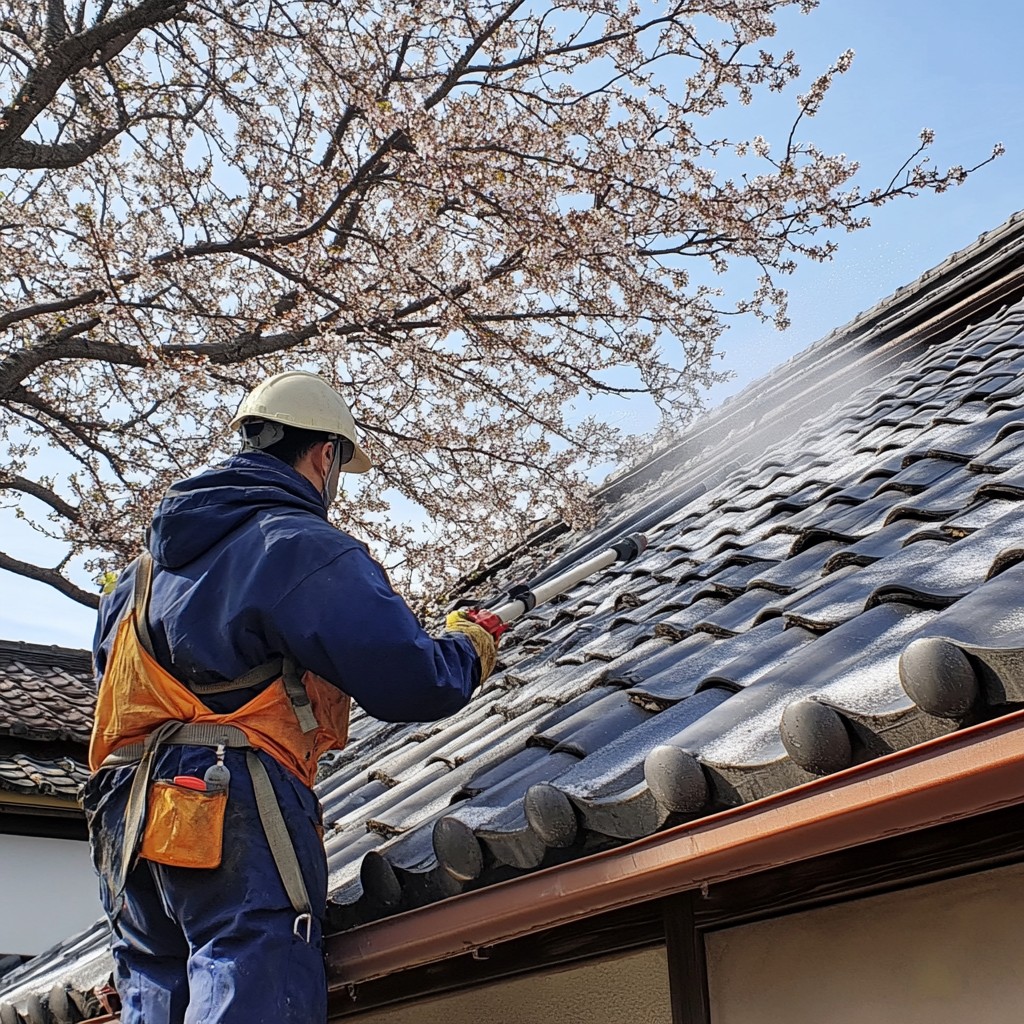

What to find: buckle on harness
left=294, top=912, right=313, bottom=943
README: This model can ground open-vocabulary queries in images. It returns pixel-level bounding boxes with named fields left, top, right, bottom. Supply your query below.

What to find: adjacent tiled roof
left=0, top=640, right=94, bottom=745
left=0, top=753, right=88, bottom=800
left=5, top=211, right=1024, bottom=1021
left=0, top=640, right=93, bottom=815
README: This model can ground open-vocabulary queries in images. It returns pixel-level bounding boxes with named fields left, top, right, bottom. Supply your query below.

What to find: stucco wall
left=705, top=860, right=1024, bottom=1024
left=347, top=946, right=671, bottom=1024
left=0, top=834, right=102, bottom=956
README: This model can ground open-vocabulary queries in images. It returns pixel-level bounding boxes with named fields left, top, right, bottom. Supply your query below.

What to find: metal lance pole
left=489, top=533, right=648, bottom=625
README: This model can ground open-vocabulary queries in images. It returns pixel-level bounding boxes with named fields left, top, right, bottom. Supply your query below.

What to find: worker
left=83, top=371, right=504, bottom=1024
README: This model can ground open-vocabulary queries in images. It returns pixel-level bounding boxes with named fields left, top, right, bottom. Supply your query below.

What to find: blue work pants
left=84, top=746, right=328, bottom=1024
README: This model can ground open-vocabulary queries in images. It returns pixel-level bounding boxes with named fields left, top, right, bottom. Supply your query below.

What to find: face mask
left=322, top=442, right=342, bottom=507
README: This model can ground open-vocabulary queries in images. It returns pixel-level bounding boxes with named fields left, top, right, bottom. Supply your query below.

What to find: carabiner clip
left=293, top=912, right=313, bottom=943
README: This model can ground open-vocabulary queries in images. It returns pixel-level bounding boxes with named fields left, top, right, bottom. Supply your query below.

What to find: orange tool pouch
left=139, top=779, right=228, bottom=870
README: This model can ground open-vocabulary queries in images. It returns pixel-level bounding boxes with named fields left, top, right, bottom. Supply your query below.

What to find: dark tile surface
left=0, top=753, right=87, bottom=798
left=301, top=284, right=1024, bottom=926
left=11, top=214, right=1024, bottom=1020
left=306, top=287, right=1024, bottom=930
left=0, top=640, right=94, bottom=744
left=0, top=640, right=92, bottom=809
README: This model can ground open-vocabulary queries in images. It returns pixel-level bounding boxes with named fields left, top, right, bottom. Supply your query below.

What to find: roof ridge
left=599, top=208, right=1024, bottom=500
left=0, top=638, right=91, bottom=674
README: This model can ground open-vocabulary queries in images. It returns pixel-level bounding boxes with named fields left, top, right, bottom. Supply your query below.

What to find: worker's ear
left=311, top=441, right=333, bottom=476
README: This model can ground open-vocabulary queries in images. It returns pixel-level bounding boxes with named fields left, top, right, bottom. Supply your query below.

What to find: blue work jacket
left=93, top=452, right=479, bottom=722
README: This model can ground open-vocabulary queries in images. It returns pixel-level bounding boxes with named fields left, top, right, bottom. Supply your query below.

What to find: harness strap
left=107, top=725, right=312, bottom=921
left=282, top=658, right=318, bottom=733
left=133, top=551, right=157, bottom=660
left=190, top=658, right=284, bottom=696
left=118, top=548, right=314, bottom=922
left=103, top=723, right=251, bottom=767
left=131, top=556, right=305, bottom=718
left=246, top=751, right=312, bottom=918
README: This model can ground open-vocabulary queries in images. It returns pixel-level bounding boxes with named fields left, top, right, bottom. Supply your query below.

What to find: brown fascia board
left=325, top=708, right=1024, bottom=989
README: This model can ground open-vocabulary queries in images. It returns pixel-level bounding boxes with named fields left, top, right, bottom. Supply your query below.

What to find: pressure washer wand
left=490, top=533, right=648, bottom=625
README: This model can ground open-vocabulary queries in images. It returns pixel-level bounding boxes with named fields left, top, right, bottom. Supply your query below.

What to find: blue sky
left=3, top=0, right=1023, bottom=650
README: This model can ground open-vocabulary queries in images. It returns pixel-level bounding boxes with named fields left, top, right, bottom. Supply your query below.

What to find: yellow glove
left=445, top=610, right=497, bottom=686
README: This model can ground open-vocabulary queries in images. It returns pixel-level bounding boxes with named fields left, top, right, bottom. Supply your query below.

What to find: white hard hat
left=229, top=371, right=372, bottom=473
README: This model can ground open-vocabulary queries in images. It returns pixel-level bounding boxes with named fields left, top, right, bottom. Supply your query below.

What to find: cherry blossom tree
left=0, top=0, right=999, bottom=607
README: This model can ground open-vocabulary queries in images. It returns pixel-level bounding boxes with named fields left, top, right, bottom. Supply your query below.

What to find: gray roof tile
left=628, top=619, right=814, bottom=710
left=0, top=753, right=87, bottom=799
left=0, top=640, right=93, bottom=745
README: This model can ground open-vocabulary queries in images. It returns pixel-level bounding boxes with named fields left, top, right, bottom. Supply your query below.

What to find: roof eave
left=0, top=790, right=83, bottom=815
left=326, top=708, right=1024, bottom=989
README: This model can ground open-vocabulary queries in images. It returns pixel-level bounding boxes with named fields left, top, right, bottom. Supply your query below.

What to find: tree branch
left=0, top=320, right=145, bottom=399
left=0, top=474, right=81, bottom=522
left=0, top=0, right=189, bottom=168
left=0, top=550, right=99, bottom=608
left=0, top=289, right=105, bottom=332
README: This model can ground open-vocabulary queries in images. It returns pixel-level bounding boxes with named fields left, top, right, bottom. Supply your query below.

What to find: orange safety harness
left=89, top=551, right=351, bottom=933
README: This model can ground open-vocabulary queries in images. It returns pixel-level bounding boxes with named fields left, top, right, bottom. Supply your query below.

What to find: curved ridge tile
left=791, top=606, right=948, bottom=759
left=539, top=689, right=655, bottom=757
left=793, top=492, right=904, bottom=550
left=883, top=470, right=983, bottom=524
left=940, top=498, right=1020, bottom=537
left=967, top=432, right=1024, bottom=473
left=363, top=716, right=545, bottom=837
left=329, top=762, right=450, bottom=835
left=649, top=605, right=946, bottom=807
left=696, top=586, right=783, bottom=636
left=495, top=659, right=610, bottom=718
left=921, top=403, right=1024, bottom=461
left=898, top=561, right=1024, bottom=715
left=359, top=823, right=464, bottom=914
left=878, top=505, right=1024, bottom=600
left=629, top=620, right=816, bottom=710
left=821, top=518, right=922, bottom=572
left=874, top=457, right=961, bottom=495
left=369, top=704, right=501, bottom=783
left=550, top=687, right=733, bottom=838
left=652, top=597, right=728, bottom=639
left=785, top=540, right=950, bottom=629
left=975, top=462, right=1024, bottom=499
left=434, top=748, right=580, bottom=878
left=614, top=632, right=716, bottom=689
left=593, top=637, right=678, bottom=686
left=0, top=754, right=85, bottom=798
left=575, top=621, right=663, bottom=662
left=324, top=829, right=394, bottom=921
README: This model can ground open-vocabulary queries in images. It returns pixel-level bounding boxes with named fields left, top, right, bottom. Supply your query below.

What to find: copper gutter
left=326, top=709, right=1024, bottom=987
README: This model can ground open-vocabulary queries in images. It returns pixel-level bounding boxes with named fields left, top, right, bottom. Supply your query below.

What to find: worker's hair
left=260, top=425, right=334, bottom=467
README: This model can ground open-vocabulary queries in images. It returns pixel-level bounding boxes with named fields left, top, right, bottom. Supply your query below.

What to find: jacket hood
left=149, top=452, right=328, bottom=569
